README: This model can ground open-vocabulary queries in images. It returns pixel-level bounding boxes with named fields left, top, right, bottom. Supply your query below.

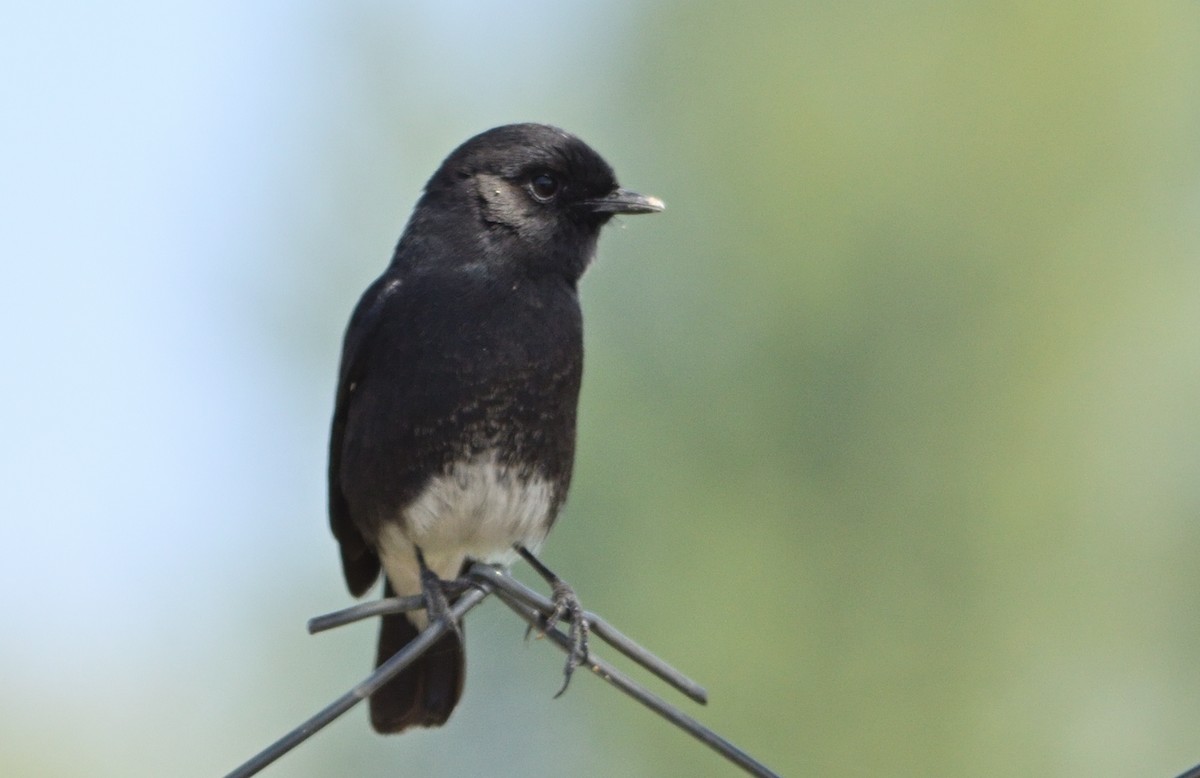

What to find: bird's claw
left=539, top=579, right=589, bottom=697
left=513, top=545, right=590, bottom=697
left=418, top=557, right=462, bottom=641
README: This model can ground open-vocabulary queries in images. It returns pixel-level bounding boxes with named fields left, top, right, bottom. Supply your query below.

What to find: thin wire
left=307, top=581, right=479, bottom=633
left=306, top=594, right=427, bottom=633
left=468, top=564, right=708, bottom=704
left=224, top=584, right=492, bottom=778
left=1175, top=761, right=1200, bottom=778
left=224, top=565, right=780, bottom=778
left=489, top=585, right=781, bottom=778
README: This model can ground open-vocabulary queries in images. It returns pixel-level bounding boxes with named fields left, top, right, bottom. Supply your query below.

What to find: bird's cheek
left=474, top=175, right=527, bottom=229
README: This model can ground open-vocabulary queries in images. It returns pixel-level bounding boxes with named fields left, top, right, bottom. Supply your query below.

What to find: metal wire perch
left=1176, top=761, right=1200, bottom=778
left=225, top=563, right=781, bottom=778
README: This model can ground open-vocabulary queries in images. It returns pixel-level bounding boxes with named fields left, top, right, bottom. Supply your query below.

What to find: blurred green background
left=4, top=2, right=1200, bottom=776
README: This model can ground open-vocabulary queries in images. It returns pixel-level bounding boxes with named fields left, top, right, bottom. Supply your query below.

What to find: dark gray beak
left=584, top=188, right=666, bottom=215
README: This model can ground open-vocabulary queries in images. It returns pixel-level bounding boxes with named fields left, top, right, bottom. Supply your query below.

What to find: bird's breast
left=398, top=452, right=555, bottom=565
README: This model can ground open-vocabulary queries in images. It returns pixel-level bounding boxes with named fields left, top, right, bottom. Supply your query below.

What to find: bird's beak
left=584, top=188, right=666, bottom=215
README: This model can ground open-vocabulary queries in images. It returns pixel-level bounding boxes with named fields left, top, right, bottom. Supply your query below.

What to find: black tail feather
left=369, top=581, right=465, bottom=733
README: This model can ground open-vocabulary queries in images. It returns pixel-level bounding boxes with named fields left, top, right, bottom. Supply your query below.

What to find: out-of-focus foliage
left=4, top=2, right=1200, bottom=777
left=570, top=3, right=1200, bottom=776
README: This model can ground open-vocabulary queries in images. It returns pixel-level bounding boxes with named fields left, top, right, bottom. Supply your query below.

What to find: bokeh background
left=4, top=2, right=1200, bottom=776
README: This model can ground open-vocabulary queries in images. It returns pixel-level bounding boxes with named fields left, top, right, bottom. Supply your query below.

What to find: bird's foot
left=415, top=547, right=462, bottom=641
left=545, top=577, right=589, bottom=698
left=515, top=546, right=590, bottom=697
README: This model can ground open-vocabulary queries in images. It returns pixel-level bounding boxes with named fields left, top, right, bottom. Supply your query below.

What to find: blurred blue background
left=4, top=2, right=1200, bottom=776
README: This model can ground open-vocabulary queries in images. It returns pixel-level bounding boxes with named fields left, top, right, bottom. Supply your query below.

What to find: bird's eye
left=529, top=172, right=560, bottom=202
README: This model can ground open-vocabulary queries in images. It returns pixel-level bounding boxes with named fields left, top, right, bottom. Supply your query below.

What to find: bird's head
left=404, top=123, right=663, bottom=282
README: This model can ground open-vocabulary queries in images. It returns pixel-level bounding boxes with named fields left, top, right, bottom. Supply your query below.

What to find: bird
left=327, top=123, right=663, bottom=733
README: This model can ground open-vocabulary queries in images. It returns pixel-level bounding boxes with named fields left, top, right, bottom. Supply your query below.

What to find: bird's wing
left=328, top=274, right=404, bottom=597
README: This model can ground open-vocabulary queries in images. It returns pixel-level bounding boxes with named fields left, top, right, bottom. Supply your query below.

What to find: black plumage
left=327, top=123, right=662, bottom=733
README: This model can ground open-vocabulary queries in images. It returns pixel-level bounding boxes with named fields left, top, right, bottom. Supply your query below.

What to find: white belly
left=376, top=455, right=554, bottom=625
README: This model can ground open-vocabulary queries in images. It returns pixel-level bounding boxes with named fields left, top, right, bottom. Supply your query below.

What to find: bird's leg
left=414, top=546, right=462, bottom=641
left=515, top=545, right=589, bottom=698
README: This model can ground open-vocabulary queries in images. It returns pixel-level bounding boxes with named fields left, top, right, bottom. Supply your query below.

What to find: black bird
left=328, top=123, right=663, bottom=733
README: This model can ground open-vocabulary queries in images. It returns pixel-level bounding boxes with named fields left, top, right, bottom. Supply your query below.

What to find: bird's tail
left=369, top=580, right=465, bottom=733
